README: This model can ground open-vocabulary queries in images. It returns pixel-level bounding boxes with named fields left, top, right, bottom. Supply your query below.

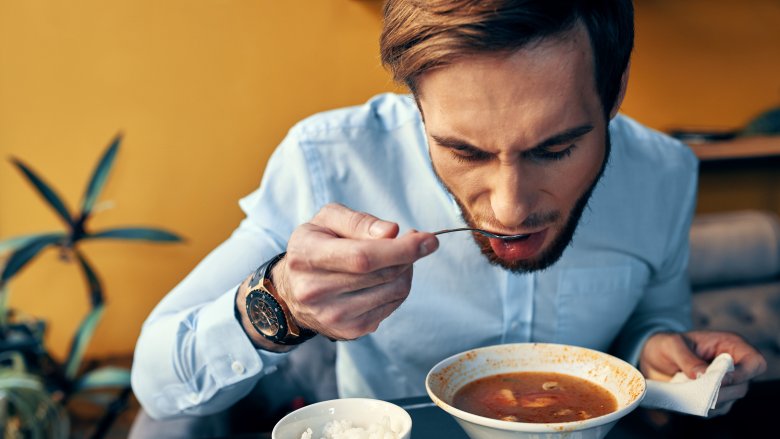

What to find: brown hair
left=380, top=0, right=634, bottom=115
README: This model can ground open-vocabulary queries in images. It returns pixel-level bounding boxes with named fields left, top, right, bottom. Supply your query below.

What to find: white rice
left=300, top=416, right=402, bottom=439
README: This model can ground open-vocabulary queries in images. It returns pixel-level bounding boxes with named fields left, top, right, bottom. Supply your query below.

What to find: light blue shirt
left=131, top=93, right=698, bottom=419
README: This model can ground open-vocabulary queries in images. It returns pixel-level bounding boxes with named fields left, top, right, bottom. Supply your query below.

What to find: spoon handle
left=432, top=227, right=529, bottom=240
left=433, top=228, right=483, bottom=236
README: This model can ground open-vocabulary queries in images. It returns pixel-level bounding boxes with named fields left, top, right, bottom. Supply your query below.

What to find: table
left=244, top=379, right=776, bottom=438
left=687, top=135, right=780, bottom=161
left=393, top=379, right=777, bottom=438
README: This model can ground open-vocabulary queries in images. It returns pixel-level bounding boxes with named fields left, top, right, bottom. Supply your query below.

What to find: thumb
left=366, top=217, right=399, bottom=238
left=670, top=337, right=709, bottom=379
left=312, top=203, right=399, bottom=239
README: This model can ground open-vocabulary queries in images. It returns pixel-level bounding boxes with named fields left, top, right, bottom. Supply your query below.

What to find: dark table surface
left=247, top=379, right=777, bottom=438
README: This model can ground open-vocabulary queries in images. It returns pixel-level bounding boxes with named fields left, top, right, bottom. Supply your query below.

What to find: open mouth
left=487, top=229, right=548, bottom=261
left=502, top=233, right=531, bottom=242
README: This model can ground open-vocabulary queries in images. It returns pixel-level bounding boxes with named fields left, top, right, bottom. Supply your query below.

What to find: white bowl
left=426, top=343, right=646, bottom=439
left=272, top=398, right=412, bottom=439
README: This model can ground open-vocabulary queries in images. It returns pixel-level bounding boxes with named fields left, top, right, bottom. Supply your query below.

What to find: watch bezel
left=246, top=288, right=289, bottom=343
left=242, top=252, right=317, bottom=346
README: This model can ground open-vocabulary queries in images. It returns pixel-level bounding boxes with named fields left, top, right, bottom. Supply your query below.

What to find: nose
left=489, top=163, right=535, bottom=229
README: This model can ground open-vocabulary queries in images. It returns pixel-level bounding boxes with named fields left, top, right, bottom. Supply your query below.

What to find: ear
left=609, top=61, right=630, bottom=120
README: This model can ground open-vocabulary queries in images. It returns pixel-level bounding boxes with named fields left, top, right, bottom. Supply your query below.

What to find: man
left=132, top=0, right=765, bottom=428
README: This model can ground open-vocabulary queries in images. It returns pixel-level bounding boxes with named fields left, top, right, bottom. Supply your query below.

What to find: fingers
left=338, top=271, right=413, bottom=321
left=685, top=331, right=768, bottom=384
left=729, top=348, right=767, bottom=385
left=329, top=280, right=412, bottom=339
left=644, top=333, right=709, bottom=379
left=294, top=267, right=413, bottom=340
left=676, top=334, right=710, bottom=379
left=291, top=263, right=412, bottom=304
left=290, top=225, right=437, bottom=273
left=278, top=204, right=436, bottom=342
left=312, top=203, right=400, bottom=239
left=641, top=331, right=765, bottom=418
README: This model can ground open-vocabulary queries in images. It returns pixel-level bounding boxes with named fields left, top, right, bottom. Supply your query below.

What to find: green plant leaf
left=1, top=234, right=63, bottom=283
left=73, top=249, right=103, bottom=307
left=64, top=304, right=105, bottom=380
left=72, top=366, right=131, bottom=392
left=87, top=227, right=183, bottom=242
left=71, top=392, right=118, bottom=406
left=0, top=282, right=8, bottom=328
left=63, top=250, right=105, bottom=380
left=741, top=106, right=780, bottom=136
left=0, top=375, right=42, bottom=392
left=80, top=133, right=122, bottom=221
left=0, top=370, right=68, bottom=439
left=0, top=232, right=61, bottom=255
left=0, top=351, right=28, bottom=373
left=0, top=390, right=43, bottom=439
left=0, top=371, right=47, bottom=439
left=9, top=158, right=74, bottom=228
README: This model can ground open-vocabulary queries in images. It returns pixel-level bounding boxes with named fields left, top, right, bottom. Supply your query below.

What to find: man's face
left=417, top=26, right=613, bottom=272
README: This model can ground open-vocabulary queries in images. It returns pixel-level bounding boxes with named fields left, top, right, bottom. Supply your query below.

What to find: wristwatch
left=243, top=252, right=316, bottom=345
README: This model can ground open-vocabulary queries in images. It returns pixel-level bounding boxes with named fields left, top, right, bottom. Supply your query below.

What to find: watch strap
left=245, top=252, right=316, bottom=346
left=249, top=252, right=285, bottom=289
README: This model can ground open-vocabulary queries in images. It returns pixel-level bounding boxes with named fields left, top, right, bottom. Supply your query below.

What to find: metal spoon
left=433, top=227, right=530, bottom=240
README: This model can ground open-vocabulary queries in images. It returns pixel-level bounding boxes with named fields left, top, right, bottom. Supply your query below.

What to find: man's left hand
left=640, top=330, right=767, bottom=416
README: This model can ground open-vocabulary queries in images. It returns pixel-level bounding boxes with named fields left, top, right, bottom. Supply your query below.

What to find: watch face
left=246, top=290, right=287, bottom=341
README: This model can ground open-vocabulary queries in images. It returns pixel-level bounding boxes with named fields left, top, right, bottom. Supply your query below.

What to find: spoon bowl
left=433, top=227, right=530, bottom=241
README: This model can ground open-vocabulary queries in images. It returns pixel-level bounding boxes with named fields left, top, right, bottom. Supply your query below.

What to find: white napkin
left=641, top=353, right=734, bottom=417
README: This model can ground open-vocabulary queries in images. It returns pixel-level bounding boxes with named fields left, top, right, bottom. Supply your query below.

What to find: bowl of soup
left=425, top=343, right=645, bottom=439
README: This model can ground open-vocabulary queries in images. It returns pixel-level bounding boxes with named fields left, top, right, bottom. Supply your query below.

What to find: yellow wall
left=0, top=0, right=395, bottom=360
left=625, top=1, right=780, bottom=215
left=1, top=0, right=778, bottom=360
left=626, top=0, right=780, bottom=131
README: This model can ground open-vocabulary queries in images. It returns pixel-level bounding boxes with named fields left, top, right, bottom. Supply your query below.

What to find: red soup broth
left=452, top=371, right=617, bottom=423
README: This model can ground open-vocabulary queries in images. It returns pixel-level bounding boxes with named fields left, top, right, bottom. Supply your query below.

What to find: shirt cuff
left=623, top=328, right=662, bottom=367
left=196, top=288, right=291, bottom=388
left=618, top=320, right=689, bottom=368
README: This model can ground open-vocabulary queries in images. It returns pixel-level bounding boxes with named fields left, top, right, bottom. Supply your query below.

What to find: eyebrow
left=431, top=124, right=595, bottom=154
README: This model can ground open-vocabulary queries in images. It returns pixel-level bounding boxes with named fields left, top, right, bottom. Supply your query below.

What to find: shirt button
left=188, top=393, right=199, bottom=404
left=231, top=361, right=246, bottom=375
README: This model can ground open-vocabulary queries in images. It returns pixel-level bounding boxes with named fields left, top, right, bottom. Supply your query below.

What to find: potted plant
left=0, top=134, right=183, bottom=438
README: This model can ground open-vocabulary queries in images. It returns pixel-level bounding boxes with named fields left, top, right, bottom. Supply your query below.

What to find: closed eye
left=431, top=123, right=591, bottom=164
left=525, top=144, right=578, bottom=161
left=431, top=135, right=492, bottom=163
left=522, top=124, right=593, bottom=162
left=449, top=144, right=491, bottom=162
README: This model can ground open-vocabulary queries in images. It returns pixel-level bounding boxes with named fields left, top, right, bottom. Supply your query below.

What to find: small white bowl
left=426, top=343, right=646, bottom=439
left=272, top=398, right=412, bottom=439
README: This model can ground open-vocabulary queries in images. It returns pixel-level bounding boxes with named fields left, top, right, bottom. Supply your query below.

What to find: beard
left=433, top=133, right=611, bottom=274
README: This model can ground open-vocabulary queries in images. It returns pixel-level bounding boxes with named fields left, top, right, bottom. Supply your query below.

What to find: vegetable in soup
left=452, top=371, right=617, bottom=423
